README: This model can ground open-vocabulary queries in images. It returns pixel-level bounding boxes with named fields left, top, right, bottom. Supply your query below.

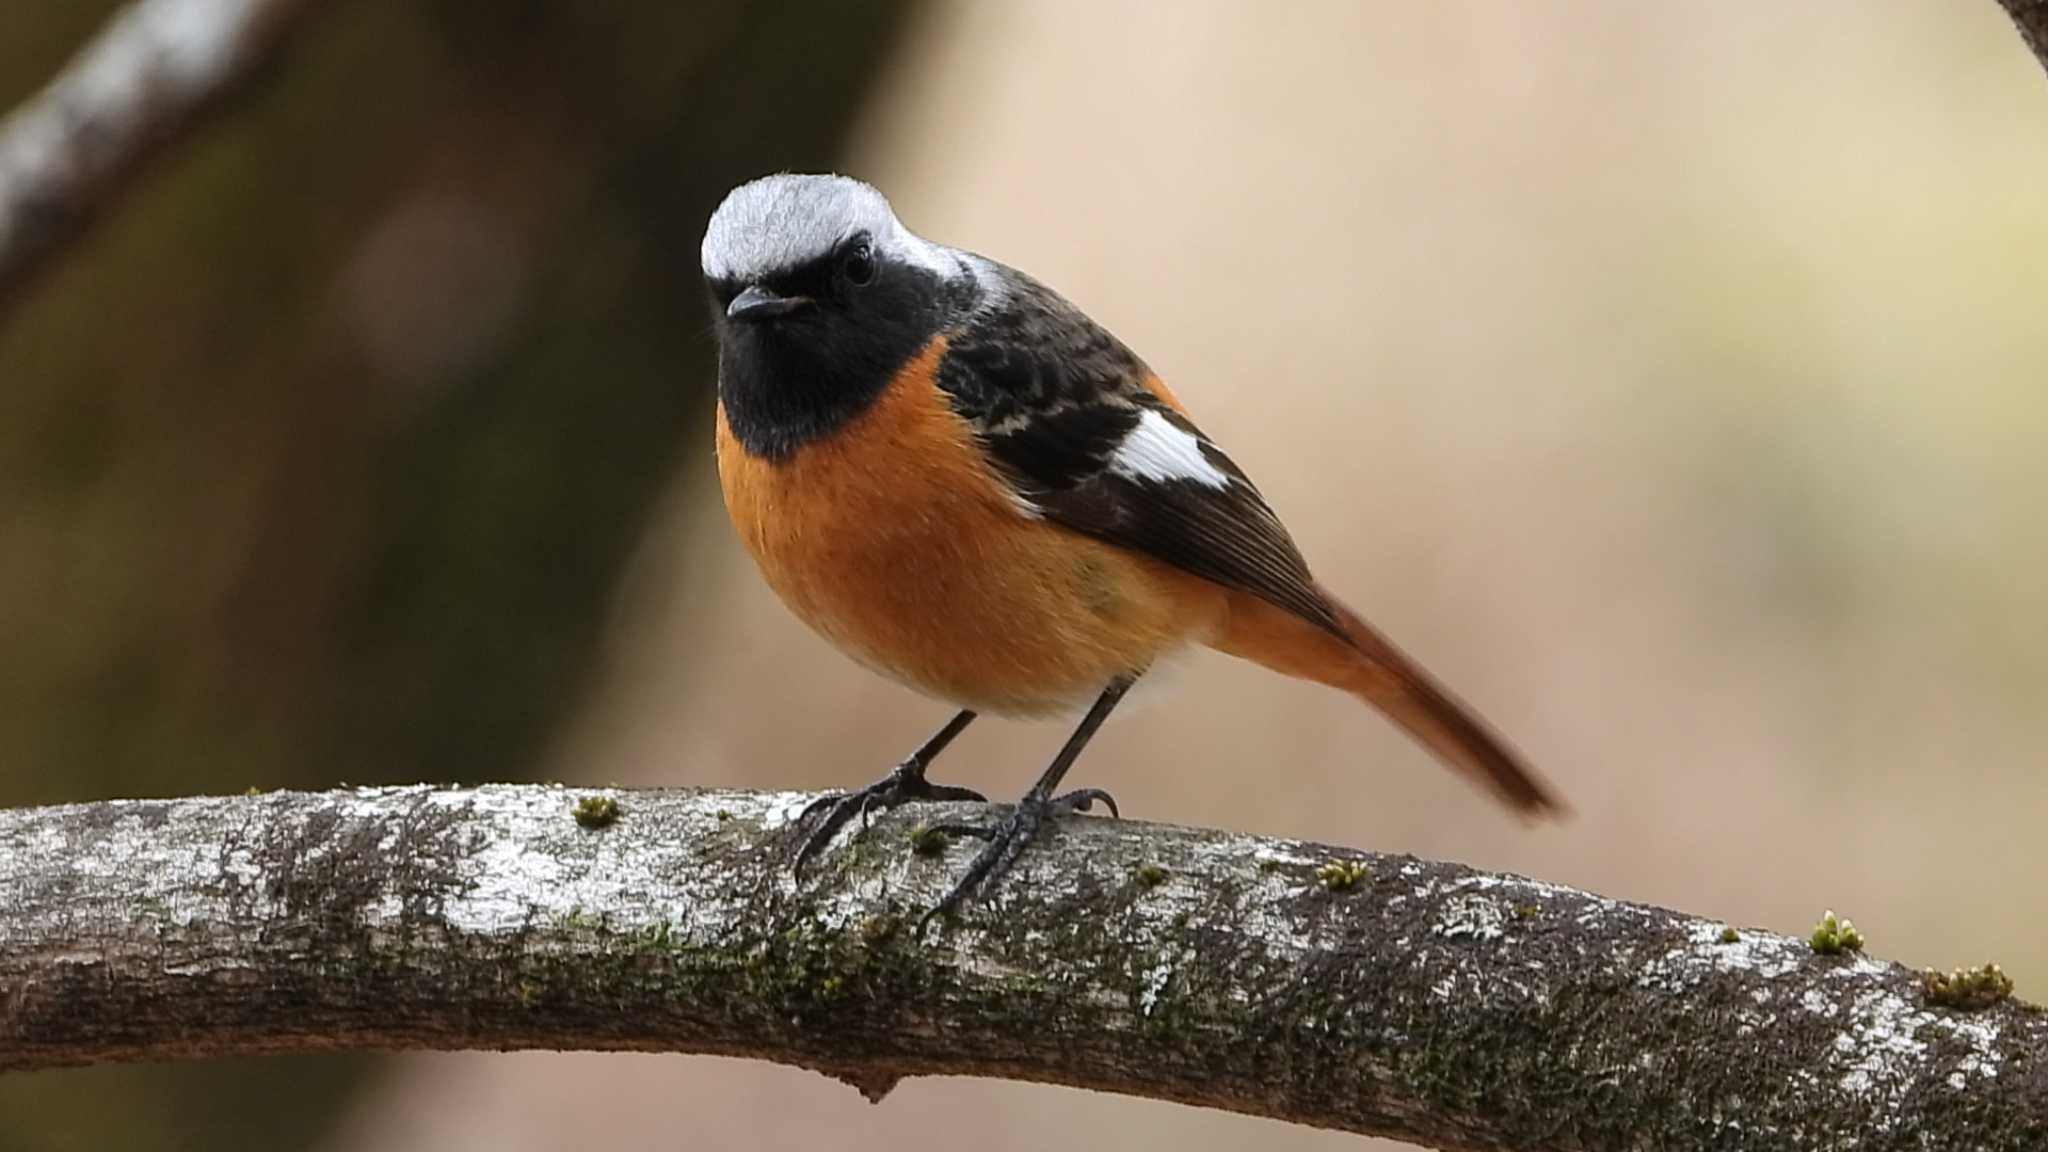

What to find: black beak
left=726, top=283, right=810, bottom=321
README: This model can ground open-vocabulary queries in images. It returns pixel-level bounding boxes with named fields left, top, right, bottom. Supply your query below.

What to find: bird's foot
left=918, top=787, right=1119, bottom=926
left=793, top=762, right=985, bottom=879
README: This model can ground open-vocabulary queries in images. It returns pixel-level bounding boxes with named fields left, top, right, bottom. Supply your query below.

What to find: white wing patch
left=1109, top=409, right=1231, bottom=489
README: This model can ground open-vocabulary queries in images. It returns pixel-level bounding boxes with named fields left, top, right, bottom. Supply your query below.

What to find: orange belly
left=716, top=338, right=1223, bottom=715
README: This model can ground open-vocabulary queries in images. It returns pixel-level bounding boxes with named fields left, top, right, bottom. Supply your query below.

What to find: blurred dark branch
left=0, top=0, right=331, bottom=318
left=3, top=787, right=2043, bottom=1150
left=1998, top=0, right=2048, bottom=73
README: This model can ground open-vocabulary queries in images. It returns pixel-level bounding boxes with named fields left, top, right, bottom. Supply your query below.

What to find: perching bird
left=702, top=173, right=1561, bottom=918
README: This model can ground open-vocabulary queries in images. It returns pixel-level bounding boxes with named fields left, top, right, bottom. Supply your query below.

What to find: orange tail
left=1209, top=586, right=1564, bottom=816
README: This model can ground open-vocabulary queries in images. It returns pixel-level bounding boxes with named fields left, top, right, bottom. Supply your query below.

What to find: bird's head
left=702, top=174, right=973, bottom=335
left=701, top=174, right=980, bottom=456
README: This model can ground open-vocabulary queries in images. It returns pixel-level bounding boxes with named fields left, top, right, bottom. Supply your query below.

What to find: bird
left=701, top=173, right=1562, bottom=919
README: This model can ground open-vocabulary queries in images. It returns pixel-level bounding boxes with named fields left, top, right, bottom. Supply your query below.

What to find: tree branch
left=0, top=0, right=331, bottom=316
left=2, top=786, right=2042, bottom=1149
left=1998, top=0, right=2048, bottom=74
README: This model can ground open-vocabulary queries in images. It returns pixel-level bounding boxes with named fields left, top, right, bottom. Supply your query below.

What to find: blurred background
left=3, top=1, right=2045, bottom=1149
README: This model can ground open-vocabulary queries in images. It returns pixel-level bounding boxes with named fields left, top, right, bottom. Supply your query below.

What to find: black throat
left=713, top=263, right=974, bottom=460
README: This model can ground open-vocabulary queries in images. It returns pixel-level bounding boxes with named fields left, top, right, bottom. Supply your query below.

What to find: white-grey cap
left=700, top=173, right=955, bottom=284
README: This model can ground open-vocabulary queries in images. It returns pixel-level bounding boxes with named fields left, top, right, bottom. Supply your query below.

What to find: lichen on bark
left=4, top=785, right=2045, bottom=1150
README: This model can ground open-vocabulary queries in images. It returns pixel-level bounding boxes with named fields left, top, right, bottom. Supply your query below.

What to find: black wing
left=936, top=268, right=1342, bottom=635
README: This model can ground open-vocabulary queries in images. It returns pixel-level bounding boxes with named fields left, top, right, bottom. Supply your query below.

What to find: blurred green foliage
left=0, top=0, right=916, bottom=1147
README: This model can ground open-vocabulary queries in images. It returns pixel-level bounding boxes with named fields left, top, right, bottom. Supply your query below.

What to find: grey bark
left=0, top=0, right=331, bottom=315
left=1, top=785, right=2041, bottom=1150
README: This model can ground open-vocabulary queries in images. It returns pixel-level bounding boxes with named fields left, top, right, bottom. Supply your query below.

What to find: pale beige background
left=324, top=3, right=2048, bottom=1149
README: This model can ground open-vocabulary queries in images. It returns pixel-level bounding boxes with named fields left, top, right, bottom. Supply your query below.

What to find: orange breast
left=716, top=337, right=1223, bottom=715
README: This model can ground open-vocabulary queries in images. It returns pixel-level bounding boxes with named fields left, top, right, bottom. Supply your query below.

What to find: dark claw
left=862, top=781, right=984, bottom=831
left=918, top=678, right=1134, bottom=927
left=1049, top=787, right=1119, bottom=819
left=919, top=787, right=1117, bottom=850
left=798, top=790, right=845, bottom=823
left=920, top=801, right=1044, bottom=927
left=919, top=787, right=1115, bottom=928
left=920, top=820, right=997, bottom=842
left=793, top=765, right=986, bottom=879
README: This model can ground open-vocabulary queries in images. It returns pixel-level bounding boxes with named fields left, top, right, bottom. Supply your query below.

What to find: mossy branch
left=3, top=785, right=2044, bottom=1150
left=0, top=0, right=333, bottom=316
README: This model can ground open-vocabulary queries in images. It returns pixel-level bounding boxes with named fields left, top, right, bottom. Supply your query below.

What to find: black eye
left=840, top=239, right=876, bottom=286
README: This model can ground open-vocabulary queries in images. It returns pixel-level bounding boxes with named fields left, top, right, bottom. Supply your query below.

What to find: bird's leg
left=793, top=709, right=980, bottom=878
left=921, top=676, right=1135, bottom=925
